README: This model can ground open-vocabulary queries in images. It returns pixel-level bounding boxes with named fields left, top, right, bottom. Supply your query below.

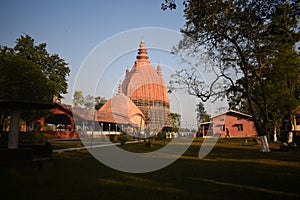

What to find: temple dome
left=122, top=40, right=169, bottom=104
left=99, top=85, right=145, bottom=127
left=121, top=40, right=170, bottom=130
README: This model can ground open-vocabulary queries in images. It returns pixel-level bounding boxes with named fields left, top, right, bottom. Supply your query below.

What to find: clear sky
left=0, top=0, right=227, bottom=128
left=0, top=0, right=185, bottom=72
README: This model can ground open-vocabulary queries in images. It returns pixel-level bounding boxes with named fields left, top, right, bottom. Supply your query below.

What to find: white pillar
left=274, top=134, right=277, bottom=143
left=8, top=109, right=21, bottom=149
left=263, top=135, right=270, bottom=152
left=273, top=127, right=277, bottom=142
left=260, top=135, right=270, bottom=152
left=287, top=132, right=293, bottom=143
left=260, top=136, right=266, bottom=152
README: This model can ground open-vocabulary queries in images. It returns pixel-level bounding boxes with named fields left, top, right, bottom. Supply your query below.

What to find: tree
left=0, top=34, right=70, bottom=148
left=224, top=1, right=300, bottom=142
left=94, top=96, right=107, bottom=110
left=169, top=112, right=181, bottom=132
left=164, top=0, right=300, bottom=150
left=0, top=34, right=70, bottom=130
left=195, top=102, right=211, bottom=126
left=0, top=55, right=52, bottom=101
left=84, top=95, right=95, bottom=109
left=11, top=34, right=70, bottom=100
left=0, top=54, right=53, bottom=132
left=72, top=90, right=107, bottom=109
left=72, top=90, right=85, bottom=107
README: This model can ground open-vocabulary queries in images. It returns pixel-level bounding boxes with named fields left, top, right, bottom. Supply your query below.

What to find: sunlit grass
left=119, top=139, right=171, bottom=153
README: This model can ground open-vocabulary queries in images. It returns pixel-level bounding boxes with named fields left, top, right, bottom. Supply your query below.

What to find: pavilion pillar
left=8, top=109, right=21, bottom=149
left=70, top=116, right=75, bottom=132
left=40, top=117, right=45, bottom=131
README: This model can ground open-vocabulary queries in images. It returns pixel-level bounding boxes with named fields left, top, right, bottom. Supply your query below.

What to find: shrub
left=118, top=134, right=130, bottom=145
left=155, top=133, right=166, bottom=140
left=0, top=132, right=53, bottom=146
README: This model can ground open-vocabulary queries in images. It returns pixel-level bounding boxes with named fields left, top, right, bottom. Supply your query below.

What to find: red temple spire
left=157, top=63, right=162, bottom=76
left=135, top=39, right=150, bottom=66
left=118, top=83, right=123, bottom=94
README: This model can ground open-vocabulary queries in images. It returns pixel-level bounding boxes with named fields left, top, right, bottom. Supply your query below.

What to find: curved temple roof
left=99, top=84, right=145, bottom=126
left=95, top=40, right=170, bottom=130
left=122, top=40, right=169, bottom=104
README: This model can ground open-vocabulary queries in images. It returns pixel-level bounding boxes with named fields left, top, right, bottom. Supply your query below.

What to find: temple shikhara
left=98, top=39, right=170, bottom=134
left=121, top=40, right=170, bottom=130
left=31, top=40, right=170, bottom=138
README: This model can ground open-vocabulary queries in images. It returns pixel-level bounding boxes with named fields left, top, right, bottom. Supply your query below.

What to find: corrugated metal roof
left=211, top=110, right=252, bottom=119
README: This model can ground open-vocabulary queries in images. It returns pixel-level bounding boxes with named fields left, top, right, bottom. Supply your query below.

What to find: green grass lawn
left=1, top=138, right=299, bottom=200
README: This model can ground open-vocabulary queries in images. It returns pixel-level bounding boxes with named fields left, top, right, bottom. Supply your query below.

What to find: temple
left=6, top=41, right=300, bottom=141
left=91, top=39, right=170, bottom=134
left=25, top=40, right=170, bottom=138
left=120, top=40, right=170, bottom=131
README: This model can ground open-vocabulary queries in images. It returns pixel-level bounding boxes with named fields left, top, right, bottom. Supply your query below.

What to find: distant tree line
left=72, top=90, right=107, bottom=110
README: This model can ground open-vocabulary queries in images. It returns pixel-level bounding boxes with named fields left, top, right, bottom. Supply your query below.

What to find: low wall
left=44, top=131, right=121, bottom=139
left=44, top=131, right=79, bottom=139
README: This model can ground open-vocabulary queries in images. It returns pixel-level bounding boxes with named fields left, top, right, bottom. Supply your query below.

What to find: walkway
left=53, top=140, right=142, bottom=153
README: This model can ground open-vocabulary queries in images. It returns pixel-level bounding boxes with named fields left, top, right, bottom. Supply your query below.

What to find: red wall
left=44, top=131, right=79, bottom=139
left=212, top=113, right=257, bottom=137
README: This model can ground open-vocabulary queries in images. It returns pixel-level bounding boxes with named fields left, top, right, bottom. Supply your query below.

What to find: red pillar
left=39, top=117, right=45, bottom=131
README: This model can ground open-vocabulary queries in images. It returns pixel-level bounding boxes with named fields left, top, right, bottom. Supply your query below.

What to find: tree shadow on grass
left=1, top=139, right=299, bottom=200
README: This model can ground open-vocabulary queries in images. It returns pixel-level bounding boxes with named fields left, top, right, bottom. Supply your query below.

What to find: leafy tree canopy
left=195, top=102, right=211, bottom=124
left=72, top=90, right=85, bottom=107
left=0, top=54, right=52, bottom=101
left=169, top=112, right=181, bottom=132
left=72, top=90, right=107, bottom=110
left=164, top=0, right=300, bottom=136
left=0, top=34, right=70, bottom=132
left=0, top=34, right=70, bottom=101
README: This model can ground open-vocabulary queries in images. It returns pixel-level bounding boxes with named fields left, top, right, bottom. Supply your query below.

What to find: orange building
left=33, top=40, right=170, bottom=138
left=121, top=40, right=170, bottom=131
left=73, top=40, right=170, bottom=135
left=97, top=84, right=146, bottom=131
left=200, top=110, right=258, bottom=138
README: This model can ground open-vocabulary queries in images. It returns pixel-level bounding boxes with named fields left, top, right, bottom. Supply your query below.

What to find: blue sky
left=0, top=0, right=227, bottom=128
left=0, top=0, right=185, bottom=72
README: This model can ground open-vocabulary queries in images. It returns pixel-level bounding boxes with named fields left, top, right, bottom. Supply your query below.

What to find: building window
left=237, top=124, right=243, bottom=131
left=219, top=125, right=225, bottom=131
left=237, top=116, right=242, bottom=120
left=219, top=118, right=224, bottom=122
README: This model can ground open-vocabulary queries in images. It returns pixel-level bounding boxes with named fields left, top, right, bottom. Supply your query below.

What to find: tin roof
left=211, top=110, right=253, bottom=119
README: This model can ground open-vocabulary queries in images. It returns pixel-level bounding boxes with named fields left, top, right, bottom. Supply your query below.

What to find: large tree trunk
left=257, top=126, right=270, bottom=152
left=8, top=109, right=21, bottom=149
left=259, top=135, right=270, bottom=152
left=287, top=132, right=293, bottom=143
left=244, top=71, right=270, bottom=152
left=251, top=111, right=270, bottom=152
